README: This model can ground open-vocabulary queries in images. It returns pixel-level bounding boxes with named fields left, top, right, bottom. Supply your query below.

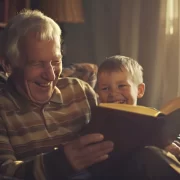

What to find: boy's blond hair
left=97, top=55, right=143, bottom=85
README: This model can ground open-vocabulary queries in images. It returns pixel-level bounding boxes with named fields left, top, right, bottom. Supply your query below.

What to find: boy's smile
left=97, top=69, right=145, bottom=105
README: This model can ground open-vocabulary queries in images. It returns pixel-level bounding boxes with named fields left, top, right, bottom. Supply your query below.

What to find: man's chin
left=28, top=93, right=52, bottom=104
left=26, top=84, right=54, bottom=104
left=32, top=97, right=51, bottom=104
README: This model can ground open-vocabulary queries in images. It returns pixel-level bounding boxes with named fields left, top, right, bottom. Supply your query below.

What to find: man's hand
left=64, top=133, right=114, bottom=171
left=165, top=142, right=180, bottom=157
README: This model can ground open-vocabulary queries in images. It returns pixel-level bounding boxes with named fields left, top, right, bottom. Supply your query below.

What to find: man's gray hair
left=0, top=9, right=62, bottom=68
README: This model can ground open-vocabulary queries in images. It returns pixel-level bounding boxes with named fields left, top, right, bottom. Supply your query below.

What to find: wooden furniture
left=0, top=0, right=30, bottom=28
left=0, top=0, right=9, bottom=27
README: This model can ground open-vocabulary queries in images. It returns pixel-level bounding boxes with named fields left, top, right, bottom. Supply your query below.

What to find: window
left=166, top=0, right=178, bottom=35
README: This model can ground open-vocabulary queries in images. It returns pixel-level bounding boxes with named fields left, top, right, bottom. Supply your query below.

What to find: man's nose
left=42, top=64, right=56, bottom=81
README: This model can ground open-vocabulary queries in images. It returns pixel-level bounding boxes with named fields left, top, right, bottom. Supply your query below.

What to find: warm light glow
left=169, top=26, right=174, bottom=34
left=166, top=0, right=178, bottom=35
left=169, top=0, right=174, bottom=21
left=40, top=0, right=84, bottom=23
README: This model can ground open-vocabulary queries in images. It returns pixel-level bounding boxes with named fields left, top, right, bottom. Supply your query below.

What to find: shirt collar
left=49, top=86, right=63, bottom=104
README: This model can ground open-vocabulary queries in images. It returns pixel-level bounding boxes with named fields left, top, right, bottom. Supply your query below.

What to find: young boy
left=96, top=55, right=180, bottom=160
left=96, top=55, right=145, bottom=105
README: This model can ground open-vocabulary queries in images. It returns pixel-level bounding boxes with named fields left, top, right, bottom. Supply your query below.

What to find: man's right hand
left=64, top=133, right=114, bottom=171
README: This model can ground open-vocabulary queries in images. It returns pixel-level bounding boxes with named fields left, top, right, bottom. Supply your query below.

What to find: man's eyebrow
left=28, top=60, right=44, bottom=65
left=27, top=59, right=38, bottom=63
left=116, top=80, right=126, bottom=83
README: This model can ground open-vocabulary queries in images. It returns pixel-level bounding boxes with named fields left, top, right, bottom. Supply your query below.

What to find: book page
left=99, top=103, right=162, bottom=117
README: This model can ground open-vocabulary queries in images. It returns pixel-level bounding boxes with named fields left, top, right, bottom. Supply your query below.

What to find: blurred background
left=0, top=0, right=179, bottom=109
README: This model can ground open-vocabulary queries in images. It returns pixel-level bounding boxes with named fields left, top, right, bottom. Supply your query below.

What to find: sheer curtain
left=90, top=0, right=180, bottom=109
left=148, top=0, right=180, bottom=108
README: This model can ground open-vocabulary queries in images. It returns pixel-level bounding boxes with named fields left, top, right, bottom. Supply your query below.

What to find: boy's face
left=97, top=69, right=145, bottom=105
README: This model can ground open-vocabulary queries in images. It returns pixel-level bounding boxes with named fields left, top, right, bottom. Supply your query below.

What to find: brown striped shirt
left=0, top=77, right=98, bottom=179
left=61, top=63, right=98, bottom=89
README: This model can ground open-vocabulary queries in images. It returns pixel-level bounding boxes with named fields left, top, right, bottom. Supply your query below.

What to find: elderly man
left=0, top=9, right=114, bottom=179
left=0, top=9, right=179, bottom=180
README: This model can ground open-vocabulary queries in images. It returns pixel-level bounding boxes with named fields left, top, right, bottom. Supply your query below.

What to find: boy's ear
left=137, top=83, right=145, bottom=99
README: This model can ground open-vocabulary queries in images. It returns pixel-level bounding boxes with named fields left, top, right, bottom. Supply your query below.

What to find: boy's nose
left=108, top=89, right=125, bottom=101
left=109, top=88, right=120, bottom=96
left=108, top=91, right=119, bottom=101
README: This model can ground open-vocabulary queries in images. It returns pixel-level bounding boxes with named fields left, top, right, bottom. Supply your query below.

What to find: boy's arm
left=160, top=98, right=180, bottom=158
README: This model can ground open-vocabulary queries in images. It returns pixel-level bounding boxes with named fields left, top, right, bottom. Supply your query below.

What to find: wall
left=59, top=0, right=95, bottom=66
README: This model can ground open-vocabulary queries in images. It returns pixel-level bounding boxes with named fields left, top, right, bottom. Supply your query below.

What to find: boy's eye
left=101, top=87, right=109, bottom=91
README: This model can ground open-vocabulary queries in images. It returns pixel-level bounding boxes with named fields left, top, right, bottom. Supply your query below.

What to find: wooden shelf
left=0, top=0, right=30, bottom=28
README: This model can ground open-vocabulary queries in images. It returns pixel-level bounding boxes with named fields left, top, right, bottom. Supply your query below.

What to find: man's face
left=97, top=69, right=145, bottom=105
left=16, top=34, right=62, bottom=104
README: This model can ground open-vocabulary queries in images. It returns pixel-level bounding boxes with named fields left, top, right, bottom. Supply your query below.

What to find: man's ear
left=137, top=83, right=145, bottom=99
left=0, top=57, right=12, bottom=75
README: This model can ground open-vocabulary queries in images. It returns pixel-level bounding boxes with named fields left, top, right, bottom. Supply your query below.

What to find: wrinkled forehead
left=19, top=33, right=61, bottom=63
left=22, top=31, right=60, bottom=45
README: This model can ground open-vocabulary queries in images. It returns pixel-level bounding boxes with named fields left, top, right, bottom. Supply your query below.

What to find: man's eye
left=31, top=62, right=42, bottom=67
left=52, top=61, right=61, bottom=66
left=118, top=84, right=127, bottom=88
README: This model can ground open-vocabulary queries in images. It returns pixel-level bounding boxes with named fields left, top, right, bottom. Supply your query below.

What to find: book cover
left=80, top=103, right=180, bottom=164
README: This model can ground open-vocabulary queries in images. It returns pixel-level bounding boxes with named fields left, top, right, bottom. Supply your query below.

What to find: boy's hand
left=165, top=142, right=180, bottom=157
left=64, top=133, right=114, bottom=171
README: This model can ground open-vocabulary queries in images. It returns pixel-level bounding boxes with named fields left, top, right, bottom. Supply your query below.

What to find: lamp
left=0, top=0, right=31, bottom=28
left=39, top=0, right=84, bottom=23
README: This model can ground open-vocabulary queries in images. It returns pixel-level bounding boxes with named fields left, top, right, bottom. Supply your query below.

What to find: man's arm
left=0, top=118, right=113, bottom=180
left=0, top=118, right=76, bottom=180
left=0, top=116, right=47, bottom=179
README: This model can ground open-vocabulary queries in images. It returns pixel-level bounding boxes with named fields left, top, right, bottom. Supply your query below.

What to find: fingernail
left=104, top=154, right=109, bottom=160
left=98, top=134, right=104, bottom=139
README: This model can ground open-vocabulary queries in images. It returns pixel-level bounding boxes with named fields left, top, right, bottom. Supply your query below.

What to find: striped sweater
left=0, top=77, right=98, bottom=179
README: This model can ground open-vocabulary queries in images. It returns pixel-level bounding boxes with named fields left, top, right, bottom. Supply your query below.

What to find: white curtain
left=145, top=0, right=180, bottom=108
left=156, top=0, right=180, bottom=108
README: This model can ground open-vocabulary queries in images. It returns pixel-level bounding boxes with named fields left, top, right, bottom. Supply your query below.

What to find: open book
left=80, top=103, right=180, bottom=170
